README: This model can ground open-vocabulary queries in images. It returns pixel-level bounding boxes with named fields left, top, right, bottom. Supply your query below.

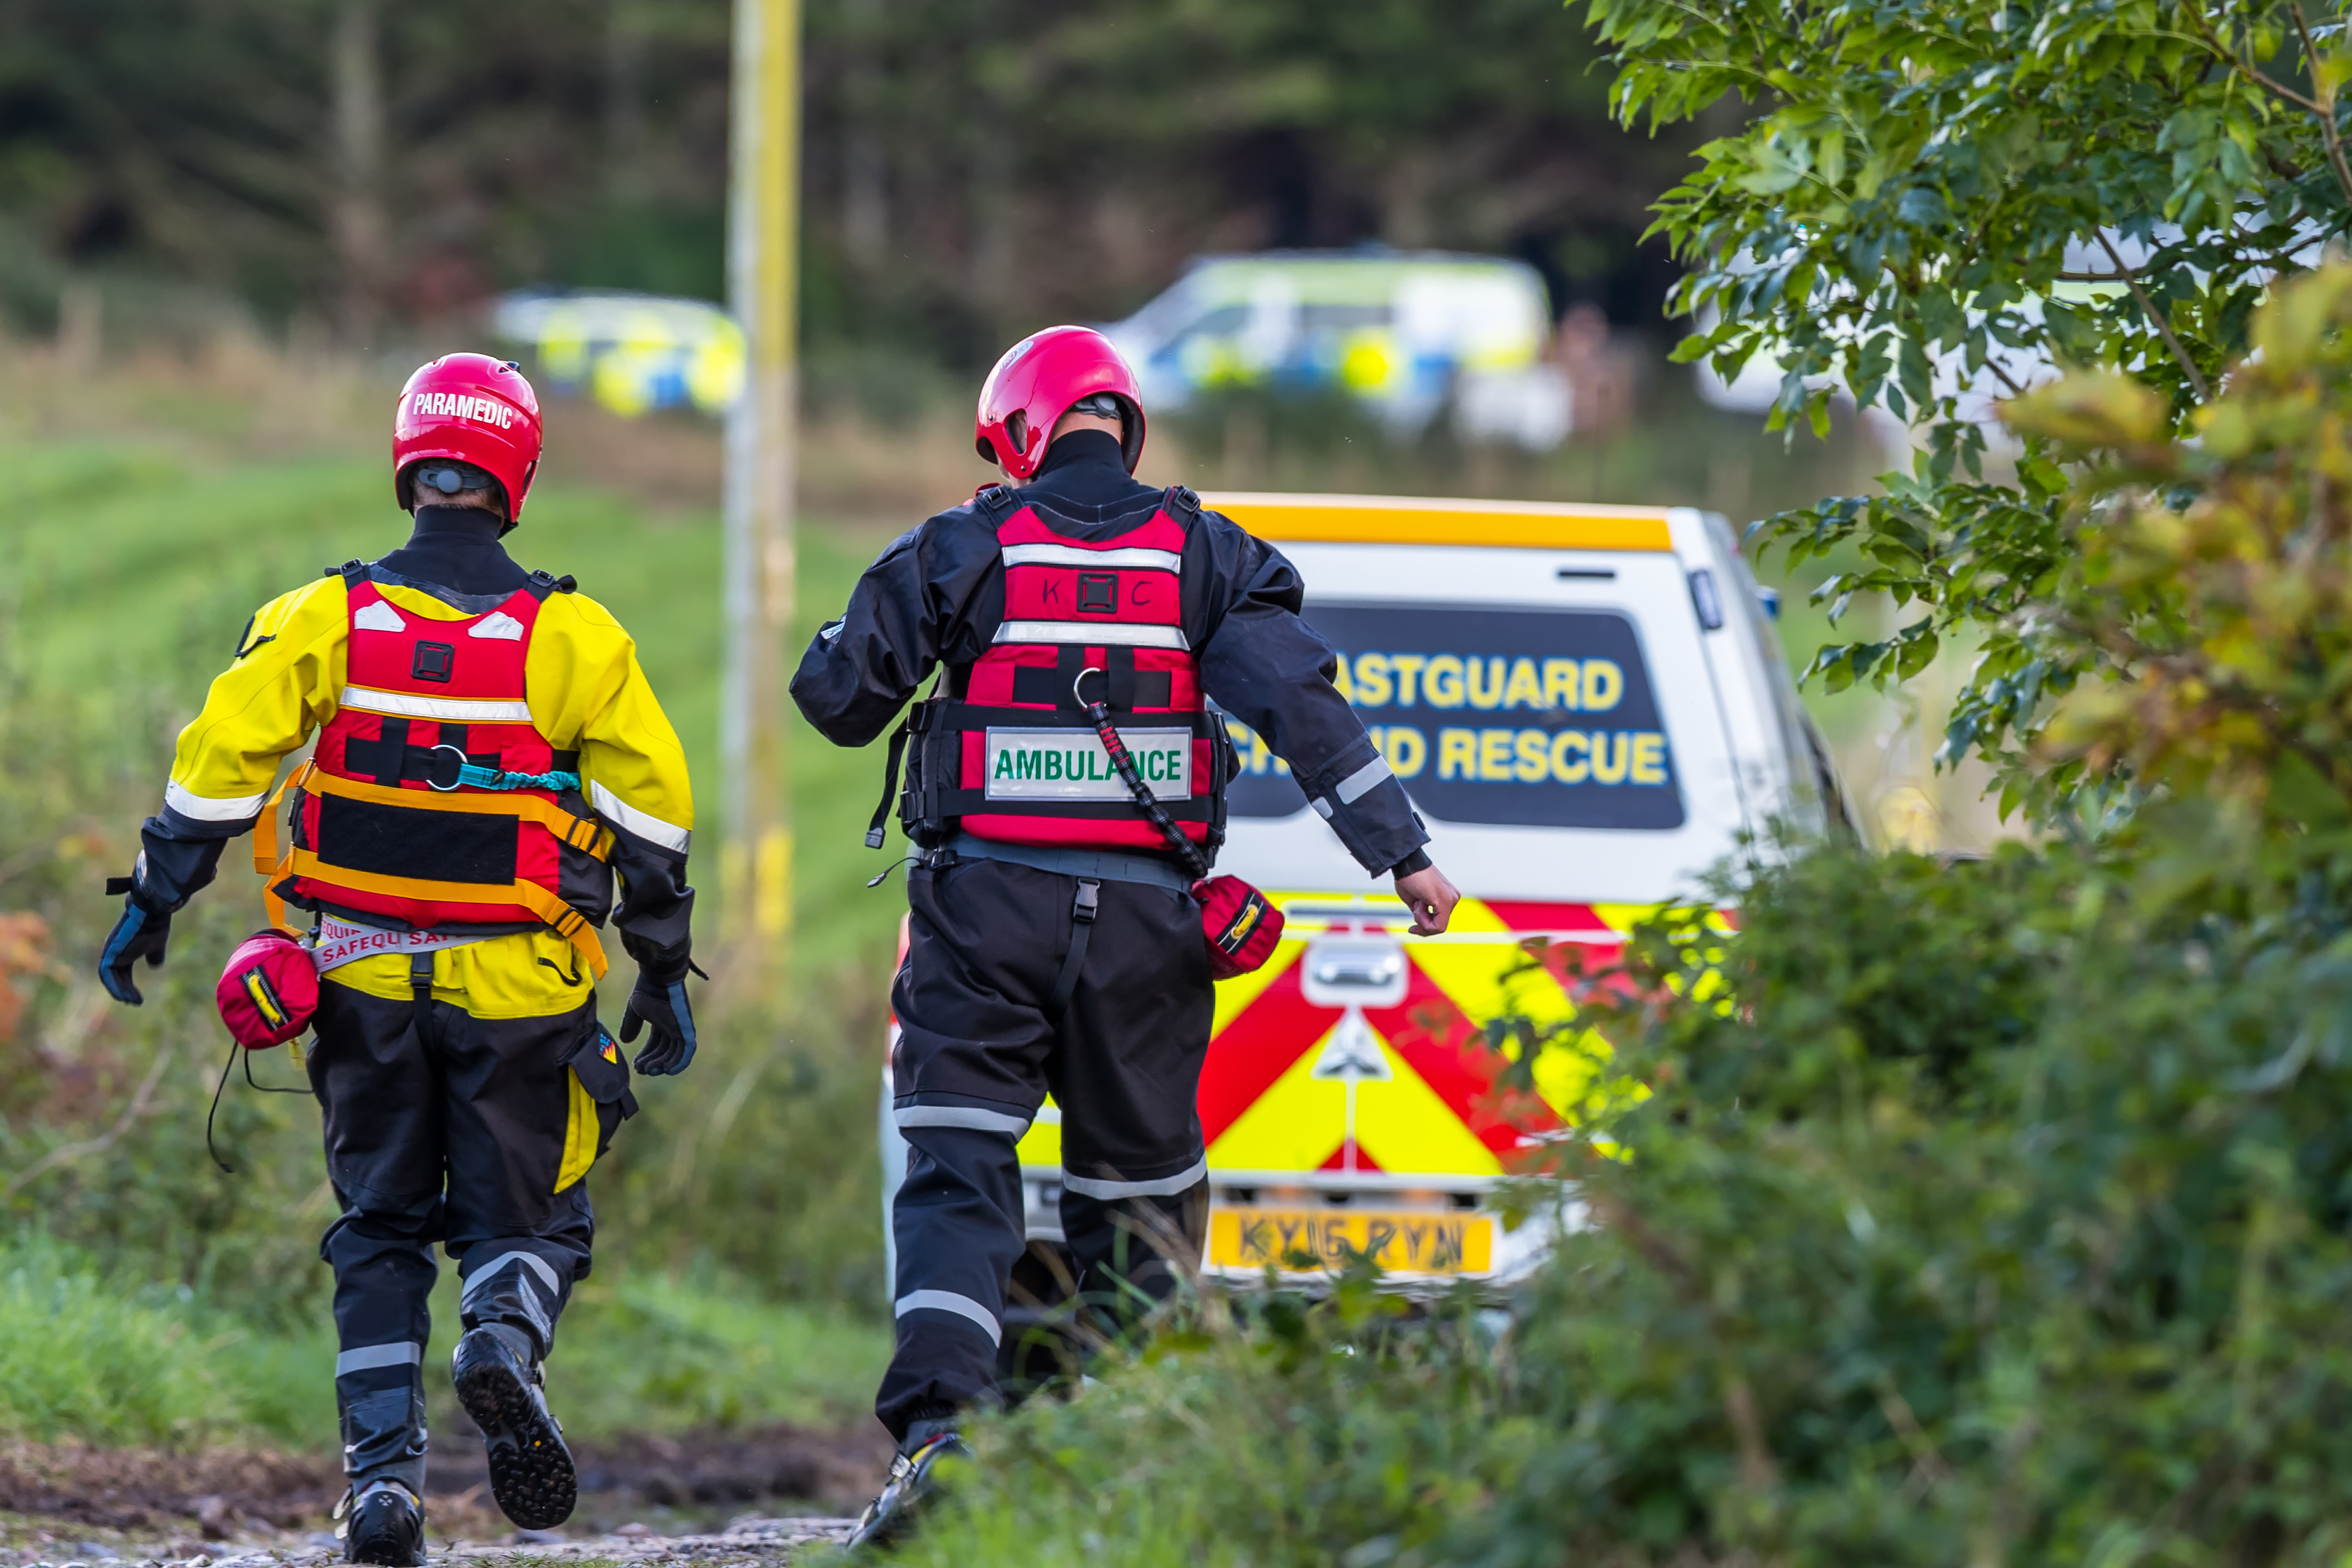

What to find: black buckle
left=1072, top=879, right=1100, bottom=925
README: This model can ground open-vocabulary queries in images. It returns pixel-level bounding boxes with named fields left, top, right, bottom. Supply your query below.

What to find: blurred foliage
left=882, top=1270, right=1508, bottom=1568
left=1583, top=0, right=2352, bottom=820
left=0, top=0, right=1696, bottom=359
left=2013, top=267, right=2352, bottom=836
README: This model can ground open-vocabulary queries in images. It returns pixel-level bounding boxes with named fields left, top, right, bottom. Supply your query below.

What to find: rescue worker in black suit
left=792, top=326, right=1459, bottom=1548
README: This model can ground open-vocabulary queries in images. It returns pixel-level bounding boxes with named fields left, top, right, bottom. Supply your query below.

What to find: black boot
left=452, top=1325, right=576, bottom=1530
left=340, top=1479, right=425, bottom=1567
left=846, top=1425, right=972, bottom=1552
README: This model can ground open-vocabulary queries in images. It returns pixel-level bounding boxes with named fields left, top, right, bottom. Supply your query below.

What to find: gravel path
left=3, top=1516, right=861, bottom=1568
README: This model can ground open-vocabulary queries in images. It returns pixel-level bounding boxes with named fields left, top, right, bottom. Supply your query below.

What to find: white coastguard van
left=880, top=494, right=1850, bottom=1351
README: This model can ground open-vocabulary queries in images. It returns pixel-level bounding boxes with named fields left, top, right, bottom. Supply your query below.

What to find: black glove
left=619, top=968, right=698, bottom=1077
left=99, top=878, right=173, bottom=1006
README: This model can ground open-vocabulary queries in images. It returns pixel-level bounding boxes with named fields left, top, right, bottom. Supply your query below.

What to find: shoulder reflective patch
left=470, top=611, right=527, bottom=641
left=353, top=600, right=407, bottom=634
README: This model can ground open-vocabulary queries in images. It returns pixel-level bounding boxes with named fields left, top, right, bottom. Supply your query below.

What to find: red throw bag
left=1066, top=672, right=1287, bottom=979
left=215, top=930, right=318, bottom=1048
left=1193, top=875, right=1285, bottom=980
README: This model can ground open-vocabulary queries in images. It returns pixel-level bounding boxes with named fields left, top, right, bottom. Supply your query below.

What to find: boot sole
left=454, top=1349, right=576, bottom=1530
left=345, top=1498, right=425, bottom=1567
left=345, top=1528, right=425, bottom=1568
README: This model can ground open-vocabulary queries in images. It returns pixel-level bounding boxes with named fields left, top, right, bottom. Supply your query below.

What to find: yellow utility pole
left=720, top=0, right=800, bottom=996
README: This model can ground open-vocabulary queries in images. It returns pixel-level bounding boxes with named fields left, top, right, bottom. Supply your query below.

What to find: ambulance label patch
left=984, top=727, right=1191, bottom=800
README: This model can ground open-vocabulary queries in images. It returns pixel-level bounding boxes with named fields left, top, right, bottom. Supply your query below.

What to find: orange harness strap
left=250, top=761, right=613, bottom=979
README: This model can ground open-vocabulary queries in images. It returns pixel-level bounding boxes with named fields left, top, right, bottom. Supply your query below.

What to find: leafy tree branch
left=1580, top=0, right=2352, bottom=818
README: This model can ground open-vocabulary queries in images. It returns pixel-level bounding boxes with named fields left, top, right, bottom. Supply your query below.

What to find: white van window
left=1225, top=603, right=1686, bottom=831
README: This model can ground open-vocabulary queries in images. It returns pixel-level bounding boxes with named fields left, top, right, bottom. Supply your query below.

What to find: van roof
left=1199, top=492, right=1677, bottom=552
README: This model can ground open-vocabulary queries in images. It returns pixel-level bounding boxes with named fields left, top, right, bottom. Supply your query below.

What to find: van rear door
left=1175, top=496, right=1769, bottom=1283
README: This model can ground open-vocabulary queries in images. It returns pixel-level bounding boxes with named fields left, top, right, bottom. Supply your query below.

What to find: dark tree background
left=0, top=0, right=1697, bottom=364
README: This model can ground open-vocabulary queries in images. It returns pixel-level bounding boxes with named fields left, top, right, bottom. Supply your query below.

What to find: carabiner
left=425, top=743, right=469, bottom=791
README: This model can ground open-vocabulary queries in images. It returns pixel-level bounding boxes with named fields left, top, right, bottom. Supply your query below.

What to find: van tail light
left=1688, top=568, right=1725, bottom=630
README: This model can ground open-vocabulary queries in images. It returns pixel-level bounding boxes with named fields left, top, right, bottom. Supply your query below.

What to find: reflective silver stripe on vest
left=1060, top=1155, right=1209, bottom=1199
left=894, top=1289, right=1002, bottom=1346
left=992, top=621, right=1189, bottom=650
left=339, top=685, right=535, bottom=724
left=335, top=1341, right=424, bottom=1376
left=1000, top=543, right=1183, bottom=573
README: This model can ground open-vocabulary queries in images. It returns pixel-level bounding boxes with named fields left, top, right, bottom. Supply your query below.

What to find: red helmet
left=975, top=325, right=1145, bottom=481
left=393, top=353, right=544, bottom=520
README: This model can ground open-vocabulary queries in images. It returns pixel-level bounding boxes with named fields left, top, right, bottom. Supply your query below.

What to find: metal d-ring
left=1072, top=666, right=1107, bottom=708
left=425, top=743, right=469, bottom=791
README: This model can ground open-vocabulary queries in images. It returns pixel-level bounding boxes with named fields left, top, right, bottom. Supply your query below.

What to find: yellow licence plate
left=1209, top=1206, right=1495, bottom=1275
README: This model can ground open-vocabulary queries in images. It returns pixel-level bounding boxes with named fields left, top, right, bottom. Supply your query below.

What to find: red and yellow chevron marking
left=1015, top=894, right=1670, bottom=1179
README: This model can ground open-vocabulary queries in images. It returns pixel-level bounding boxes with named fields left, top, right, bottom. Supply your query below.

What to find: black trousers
left=880, top=855, right=1213, bottom=1442
left=309, top=975, right=632, bottom=1493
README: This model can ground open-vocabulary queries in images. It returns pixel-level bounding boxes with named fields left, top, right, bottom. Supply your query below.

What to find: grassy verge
left=0, top=1235, right=888, bottom=1451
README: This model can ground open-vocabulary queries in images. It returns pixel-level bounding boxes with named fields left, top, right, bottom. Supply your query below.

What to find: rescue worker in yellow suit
left=95, top=355, right=700, bottom=1567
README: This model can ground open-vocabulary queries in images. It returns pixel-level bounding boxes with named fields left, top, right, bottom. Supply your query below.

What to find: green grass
left=0, top=1236, right=226, bottom=1447
left=0, top=1234, right=887, bottom=1450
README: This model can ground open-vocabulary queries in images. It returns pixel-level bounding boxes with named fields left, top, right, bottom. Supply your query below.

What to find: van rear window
left=1225, top=603, right=1686, bottom=830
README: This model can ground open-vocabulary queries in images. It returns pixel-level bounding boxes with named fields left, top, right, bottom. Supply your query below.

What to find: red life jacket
left=899, top=486, right=1228, bottom=854
left=251, top=562, right=614, bottom=978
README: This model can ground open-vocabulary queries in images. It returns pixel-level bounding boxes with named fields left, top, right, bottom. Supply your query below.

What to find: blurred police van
left=879, top=494, right=1851, bottom=1344
left=1100, top=252, right=1571, bottom=449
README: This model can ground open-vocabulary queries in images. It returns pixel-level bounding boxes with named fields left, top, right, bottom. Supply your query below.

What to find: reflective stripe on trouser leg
left=457, top=1228, right=583, bottom=1362
left=874, top=1123, right=1029, bottom=1443
left=1060, top=1164, right=1210, bottom=1334
left=323, top=1198, right=439, bottom=1494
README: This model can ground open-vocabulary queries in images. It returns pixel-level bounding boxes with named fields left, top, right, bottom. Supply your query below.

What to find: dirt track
left=0, top=1516, right=859, bottom=1568
left=0, top=1426, right=889, bottom=1567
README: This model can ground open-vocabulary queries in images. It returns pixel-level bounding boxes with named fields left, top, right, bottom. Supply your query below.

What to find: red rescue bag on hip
left=215, top=930, right=318, bottom=1048
left=1061, top=671, right=1289, bottom=980
left=1193, top=875, right=1284, bottom=981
